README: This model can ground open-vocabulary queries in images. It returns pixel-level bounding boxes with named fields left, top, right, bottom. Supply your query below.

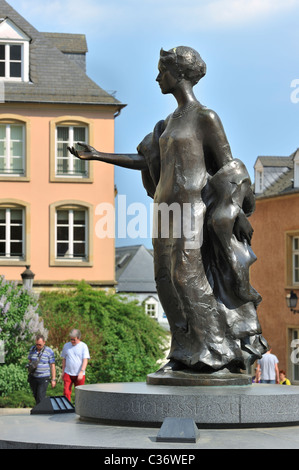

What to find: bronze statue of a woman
left=69, top=46, right=268, bottom=377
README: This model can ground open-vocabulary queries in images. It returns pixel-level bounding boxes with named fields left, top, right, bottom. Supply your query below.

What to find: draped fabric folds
left=137, top=121, right=268, bottom=372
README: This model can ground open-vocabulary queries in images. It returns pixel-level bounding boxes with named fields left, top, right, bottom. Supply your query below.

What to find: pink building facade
left=0, top=1, right=124, bottom=288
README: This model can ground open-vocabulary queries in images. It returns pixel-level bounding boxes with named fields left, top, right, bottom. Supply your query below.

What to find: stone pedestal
left=75, top=383, right=299, bottom=428
left=147, top=369, right=252, bottom=386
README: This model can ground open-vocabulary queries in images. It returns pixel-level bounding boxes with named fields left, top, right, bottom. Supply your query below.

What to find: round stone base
left=147, top=370, right=252, bottom=386
left=75, top=383, right=299, bottom=428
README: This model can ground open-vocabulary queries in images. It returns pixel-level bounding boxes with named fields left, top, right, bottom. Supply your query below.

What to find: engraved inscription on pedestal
left=76, top=383, right=299, bottom=428
left=112, top=396, right=240, bottom=424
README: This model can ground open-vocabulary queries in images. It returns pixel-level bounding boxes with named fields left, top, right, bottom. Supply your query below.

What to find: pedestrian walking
left=256, top=348, right=279, bottom=384
left=27, top=334, right=56, bottom=404
left=61, top=329, right=90, bottom=401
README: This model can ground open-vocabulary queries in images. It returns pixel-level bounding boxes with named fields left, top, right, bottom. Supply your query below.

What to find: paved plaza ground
left=1, top=410, right=299, bottom=449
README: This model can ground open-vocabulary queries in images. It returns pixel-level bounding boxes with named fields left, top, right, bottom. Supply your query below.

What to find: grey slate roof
left=42, top=33, right=88, bottom=54
left=255, top=151, right=299, bottom=198
left=0, top=0, right=124, bottom=107
left=115, top=245, right=156, bottom=293
left=43, top=33, right=88, bottom=72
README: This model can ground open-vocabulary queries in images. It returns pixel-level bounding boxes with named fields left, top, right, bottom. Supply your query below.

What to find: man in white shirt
left=256, top=348, right=279, bottom=384
left=61, top=329, right=90, bottom=401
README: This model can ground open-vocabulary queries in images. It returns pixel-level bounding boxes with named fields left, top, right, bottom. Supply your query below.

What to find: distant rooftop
left=42, top=33, right=88, bottom=54
left=254, top=150, right=299, bottom=199
left=0, top=0, right=125, bottom=109
left=115, top=245, right=156, bottom=293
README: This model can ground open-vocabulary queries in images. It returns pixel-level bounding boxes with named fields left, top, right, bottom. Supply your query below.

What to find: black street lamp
left=286, top=290, right=299, bottom=314
left=21, top=265, right=35, bottom=290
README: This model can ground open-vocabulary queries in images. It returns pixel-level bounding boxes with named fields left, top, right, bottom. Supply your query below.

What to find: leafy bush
left=0, top=279, right=168, bottom=404
left=0, top=276, right=47, bottom=365
left=0, top=390, right=35, bottom=408
left=0, top=383, right=66, bottom=408
left=39, top=282, right=168, bottom=383
left=0, top=364, right=30, bottom=396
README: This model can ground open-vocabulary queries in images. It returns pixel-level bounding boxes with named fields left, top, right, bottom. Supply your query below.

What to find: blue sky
left=8, top=0, right=299, bottom=248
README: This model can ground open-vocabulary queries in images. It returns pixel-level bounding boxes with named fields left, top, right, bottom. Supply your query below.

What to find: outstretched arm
left=68, top=143, right=147, bottom=171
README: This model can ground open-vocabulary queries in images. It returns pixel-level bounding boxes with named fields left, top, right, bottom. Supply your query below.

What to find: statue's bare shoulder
left=195, top=105, right=224, bottom=130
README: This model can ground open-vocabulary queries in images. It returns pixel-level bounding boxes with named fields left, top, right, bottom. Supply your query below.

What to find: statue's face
left=156, top=60, right=178, bottom=95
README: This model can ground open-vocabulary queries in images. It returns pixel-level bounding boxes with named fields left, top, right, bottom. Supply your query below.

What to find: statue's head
left=159, top=46, right=206, bottom=86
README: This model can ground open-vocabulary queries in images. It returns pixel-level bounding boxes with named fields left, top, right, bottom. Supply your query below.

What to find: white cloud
left=136, top=0, right=298, bottom=32
left=7, top=0, right=299, bottom=34
left=199, top=0, right=297, bottom=28
left=8, top=0, right=113, bottom=31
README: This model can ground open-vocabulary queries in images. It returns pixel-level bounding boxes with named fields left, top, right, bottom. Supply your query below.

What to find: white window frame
left=145, top=299, right=158, bottom=320
left=55, top=125, right=88, bottom=178
left=255, top=169, right=264, bottom=193
left=55, top=208, right=88, bottom=261
left=290, top=329, right=299, bottom=384
left=254, top=159, right=264, bottom=194
left=294, top=150, right=299, bottom=189
left=293, top=237, right=299, bottom=285
left=0, top=207, right=24, bottom=260
left=0, top=43, right=23, bottom=80
left=0, top=18, right=30, bottom=82
left=295, top=162, right=299, bottom=189
left=0, top=123, right=25, bottom=176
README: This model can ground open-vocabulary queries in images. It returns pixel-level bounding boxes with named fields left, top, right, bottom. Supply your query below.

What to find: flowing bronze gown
left=138, top=105, right=267, bottom=373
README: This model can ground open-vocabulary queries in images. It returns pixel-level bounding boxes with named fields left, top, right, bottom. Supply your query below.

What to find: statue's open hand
left=234, top=212, right=254, bottom=245
left=67, top=142, right=98, bottom=160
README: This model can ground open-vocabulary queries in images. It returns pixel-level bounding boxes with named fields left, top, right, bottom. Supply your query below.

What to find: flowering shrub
left=0, top=276, right=47, bottom=366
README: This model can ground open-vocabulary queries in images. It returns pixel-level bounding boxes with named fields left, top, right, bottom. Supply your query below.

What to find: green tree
left=39, top=282, right=168, bottom=383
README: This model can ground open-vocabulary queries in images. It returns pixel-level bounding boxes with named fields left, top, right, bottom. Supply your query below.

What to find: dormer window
left=254, top=159, right=264, bottom=194
left=294, top=150, right=299, bottom=189
left=256, top=170, right=263, bottom=193
left=0, top=18, right=30, bottom=82
left=0, top=43, right=22, bottom=78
